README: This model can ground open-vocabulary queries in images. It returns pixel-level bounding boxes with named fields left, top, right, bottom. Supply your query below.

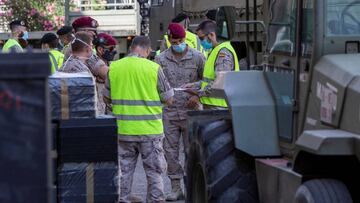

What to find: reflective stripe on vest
left=62, top=44, right=70, bottom=54
left=109, top=56, right=163, bottom=136
left=164, top=31, right=202, bottom=52
left=200, top=41, right=240, bottom=108
left=2, top=39, right=23, bottom=53
left=49, top=49, right=65, bottom=74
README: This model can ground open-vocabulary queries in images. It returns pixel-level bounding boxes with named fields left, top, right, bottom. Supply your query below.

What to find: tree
left=0, top=0, right=65, bottom=31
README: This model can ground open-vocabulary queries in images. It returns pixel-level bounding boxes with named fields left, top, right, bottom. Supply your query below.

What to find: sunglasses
left=102, top=46, right=115, bottom=52
left=198, top=33, right=210, bottom=41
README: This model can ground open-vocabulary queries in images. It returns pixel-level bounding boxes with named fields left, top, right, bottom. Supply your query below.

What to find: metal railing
left=72, top=0, right=136, bottom=11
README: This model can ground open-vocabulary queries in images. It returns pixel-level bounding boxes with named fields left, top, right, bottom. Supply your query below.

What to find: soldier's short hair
left=197, top=20, right=217, bottom=34
left=41, top=33, right=59, bottom=49
left=71, top=31, right=92, bottom=53
left=130, top=36, right=151, bottom=50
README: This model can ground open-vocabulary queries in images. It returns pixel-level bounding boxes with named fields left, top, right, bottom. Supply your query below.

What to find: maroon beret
left=72, top=16, right=98, bottom=30
left=168, top=23, right=186, bottom=39
left=96, top=33, right=117, bottom=46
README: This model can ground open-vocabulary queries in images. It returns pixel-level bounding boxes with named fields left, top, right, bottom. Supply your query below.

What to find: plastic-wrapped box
left=55, top=116, right=119, bottom=202
left=49, top=72, right=96, bottom=120
left=0, top=53, right=52, bottom=203
left=57, top=116, right=118, bottom=163
left=58, top=162, right=119, bottom=203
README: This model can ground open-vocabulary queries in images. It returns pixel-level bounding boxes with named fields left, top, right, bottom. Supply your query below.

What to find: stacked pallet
left=55, top=116, right=119, bottom=203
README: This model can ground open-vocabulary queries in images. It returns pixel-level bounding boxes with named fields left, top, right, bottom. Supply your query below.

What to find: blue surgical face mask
left=21, top=31, right=29, bottom=41
left=201, top=38, right=213, bottom=50
left=172, top=42, right=187, bottom=53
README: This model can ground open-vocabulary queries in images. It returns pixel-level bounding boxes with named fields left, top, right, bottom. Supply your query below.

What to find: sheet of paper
left=174, top=88, right=188, bottom=91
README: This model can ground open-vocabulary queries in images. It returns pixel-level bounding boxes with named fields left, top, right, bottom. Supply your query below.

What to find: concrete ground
left=131, top=153, right=185, bottom=203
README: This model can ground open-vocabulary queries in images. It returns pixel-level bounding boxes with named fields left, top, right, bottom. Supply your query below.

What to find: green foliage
left=1, top=0, right=66, bottom=31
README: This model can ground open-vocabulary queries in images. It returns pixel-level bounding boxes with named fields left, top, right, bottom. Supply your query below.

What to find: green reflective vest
left=109, top=56, right=163, bottom=136
left=200, top=41, right=239, bottom=108
left=165, top=31, right=202, bottom=52
left=49, top=49, right=64, bottom=74
left=2, top=39, right=23, bottom=53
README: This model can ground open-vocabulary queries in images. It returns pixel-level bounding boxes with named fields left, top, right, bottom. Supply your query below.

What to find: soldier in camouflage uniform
left=60, top=32, right=94, bottom=74
left=103, top=36, right=174, bottom=203
left=93, top=33, right=118, bottom=114
left=184, top=20, right=239, bottom=109
left=155, top=23, right=205, bottom=201
left=62, top=16, right=109, bottom=115
left=60, top=32, right=108, bottom=116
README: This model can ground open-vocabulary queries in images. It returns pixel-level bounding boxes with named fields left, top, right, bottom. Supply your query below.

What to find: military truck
left=149, top=0, right=264, bottom=66
left=186, top=0, right=360, bottom=203
left=64, top=0, right=141, bottom=58
left=1, top=1, right=141, bottom=55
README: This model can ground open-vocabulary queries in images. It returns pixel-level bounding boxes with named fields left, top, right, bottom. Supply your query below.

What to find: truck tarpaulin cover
left=49, top=72, right=96, bottom=120
left=58, top=162, right=119, bottom=203
left=182, top=0, right=262, bottom=12
left=0, top=53, right=51, bottom=203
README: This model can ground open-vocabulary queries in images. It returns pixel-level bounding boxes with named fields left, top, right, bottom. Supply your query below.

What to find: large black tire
left=295, top=179, right=353, bottom=203
left=186, top=119, right=259, bottom=203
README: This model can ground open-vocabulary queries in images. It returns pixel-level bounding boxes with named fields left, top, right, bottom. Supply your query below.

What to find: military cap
left=41, top=33, right=58, bottom=44
left=72, top=16, right=99, bottom=30
left=206, top=9, right=217, bottom=21
left=94, top=33, right=117, bottom=46
left=57, top=26, right=73, bottom=36
left=9, top=20, right=27, bottom=28
left=168, top=23, right=186, bottom=39
left=171, top=13, right=189, bottom=23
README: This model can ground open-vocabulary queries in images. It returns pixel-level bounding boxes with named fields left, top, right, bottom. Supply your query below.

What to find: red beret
left=72, top=16, right=98, bottom=30
left=95, top=33, right=117, bottom=46
left=168, top=23, right=186, bottom=39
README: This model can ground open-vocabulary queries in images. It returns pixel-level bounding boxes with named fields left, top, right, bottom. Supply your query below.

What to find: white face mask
left=71, top=37, right=93, bottom=49
left=77, top=55, right=92, bottom=60
left=70, top=38, right=93, bottom=59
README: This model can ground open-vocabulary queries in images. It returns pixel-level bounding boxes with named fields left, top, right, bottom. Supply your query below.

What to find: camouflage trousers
left=163, top=119, right=189, bottom=180
left=118, top=137, right=167, bottom=203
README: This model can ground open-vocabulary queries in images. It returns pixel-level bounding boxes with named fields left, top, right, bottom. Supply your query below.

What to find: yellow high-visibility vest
left=2, top=39, right=23, bottom=53
left=200, top=41, right=239, bottom=108
left=109, top=56, right=164, bottom=136
left=49, top=49, right=64, bottom=73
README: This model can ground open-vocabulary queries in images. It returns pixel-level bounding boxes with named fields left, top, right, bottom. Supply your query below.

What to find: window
left=216, top=7, right=230, bottom=40
left=327, top=0, right=360, bottom=36
left=151, top=0, right=164, bottom=7
left=267, top=0, right=297, bottom=54
left=302, top=0, right=314, bottom=56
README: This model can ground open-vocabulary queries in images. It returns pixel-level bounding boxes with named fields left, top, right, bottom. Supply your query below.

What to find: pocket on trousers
left=152, top=139, right=167, bottom=173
